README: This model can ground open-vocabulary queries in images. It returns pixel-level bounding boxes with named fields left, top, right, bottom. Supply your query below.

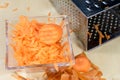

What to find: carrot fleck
left=0, top=2, right=9, bottom=8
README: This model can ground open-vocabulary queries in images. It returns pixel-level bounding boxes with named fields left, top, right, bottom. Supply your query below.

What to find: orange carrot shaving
left=104, top=33, right=110, bottom=40
left=0, top=2, right=9, bottom=8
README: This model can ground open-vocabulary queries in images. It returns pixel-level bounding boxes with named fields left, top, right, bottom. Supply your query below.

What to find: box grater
left=50, top=0, right=120, bottom=50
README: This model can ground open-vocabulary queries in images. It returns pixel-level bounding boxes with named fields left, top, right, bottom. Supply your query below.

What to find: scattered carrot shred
left=105, top=33, right=110, bottom=40
left=0, top=2, right=9, bottom=8
left=94, top=24, right=104, bottom=45
left=87, top=31, right=92, bottom=38
left=10, top=15, right=70, bottom=67
left=26, top=6, right=30, bottom=11
left=12, top=8, right=18, bottom=12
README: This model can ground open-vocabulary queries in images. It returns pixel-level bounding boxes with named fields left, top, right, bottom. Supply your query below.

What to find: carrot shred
left=104, top=33, right=110, bottom=40
left=94, top=24, right=105, bottom=45
left=26, top=7, right=30, bottom=12
left=54, top=63, right=59, bottom=72
left=0, top=2, right=9, bottom=8
left=12, top=8, right=18, bottom=12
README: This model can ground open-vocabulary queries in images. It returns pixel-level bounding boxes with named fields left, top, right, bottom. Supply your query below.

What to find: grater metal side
left=50, top=0, right=120, bottom=50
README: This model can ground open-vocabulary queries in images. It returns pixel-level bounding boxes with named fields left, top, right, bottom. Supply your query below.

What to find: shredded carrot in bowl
left=9, top=15, right=72, bottom=68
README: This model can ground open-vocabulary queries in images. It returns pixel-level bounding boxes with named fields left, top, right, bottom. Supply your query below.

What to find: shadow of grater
left=50, top=0, right=120, bottom=50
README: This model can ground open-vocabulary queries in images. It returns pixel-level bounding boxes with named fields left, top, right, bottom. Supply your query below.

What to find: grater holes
left=94, top=2, right=100, bottom=8
left=98, top=18, right=101, bottom=21
left=94, top=36, right=97, bottom=39
left=92, top=26, right=95, bottom=29
left=104, top=28, right=107, bottom=31
left=102, top=19, right=105, bottom=22
left=88, top=38, right=91, bottom=42
left=97, top=21, right=100, bottom=24
left=85, top=0, right=91, bottom=4
left=91, top=29, right=94, bottom=33
left=94, top=33, right=97, bottom=37
left=110, top=19, right=113, bottom=23
left=107, top=13, right=110, bottom=17
left=86, top=5, right=92, bottom=11
left=100, top=27, right=103, bottom=31
left=107, top=16, right=110, bottom=19
left=113, top=26, right=117, bottom=29
left=110, top=23, right=113, bottom=26
left=102, top=1, right=108, bottom=5
left=115, top=17, right=118, bottom=21
left=109, top=25, right=112, bottom=29
left=88, top=22, right=92, bottom=26
left=115, top=20, right=118, bottom=23
left=93, top=20, right=97, bottom=24
left=111, top=14, right=114, bottom=17
left=114, top=23, right=117, bottom=26
left=105, top=25, right=108, bottom=28
left=89, top=19, right=92, bottom=23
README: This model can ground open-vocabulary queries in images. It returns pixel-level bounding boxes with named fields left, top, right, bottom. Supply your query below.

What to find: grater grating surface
left=72, top=0, right=120, bottom=17
left=88, top=7, right=120, bottom=49
left=50, top=0, right=120, bottom=50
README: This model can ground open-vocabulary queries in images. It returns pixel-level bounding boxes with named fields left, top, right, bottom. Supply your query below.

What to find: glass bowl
left=5, top=15, right=75, bottom=72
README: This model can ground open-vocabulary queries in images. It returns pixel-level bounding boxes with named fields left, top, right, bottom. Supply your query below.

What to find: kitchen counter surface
left=0, top=0, right=120, bottom=80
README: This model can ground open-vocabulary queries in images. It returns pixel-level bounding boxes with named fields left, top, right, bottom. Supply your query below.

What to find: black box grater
left=50, top=0, right=120, bottom=50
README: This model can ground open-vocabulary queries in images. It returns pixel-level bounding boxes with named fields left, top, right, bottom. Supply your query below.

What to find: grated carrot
left=10, top=15, right=70, bottom=67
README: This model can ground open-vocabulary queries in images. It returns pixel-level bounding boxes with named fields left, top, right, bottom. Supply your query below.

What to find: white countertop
left=0, top=0, right=120, bottom=80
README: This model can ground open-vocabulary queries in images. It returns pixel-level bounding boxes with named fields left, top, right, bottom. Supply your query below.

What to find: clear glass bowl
left=5, top=15, right=75, bottom=72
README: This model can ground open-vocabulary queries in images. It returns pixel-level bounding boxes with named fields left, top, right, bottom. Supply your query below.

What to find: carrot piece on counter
left=73, top=54, right=91, bottom=72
